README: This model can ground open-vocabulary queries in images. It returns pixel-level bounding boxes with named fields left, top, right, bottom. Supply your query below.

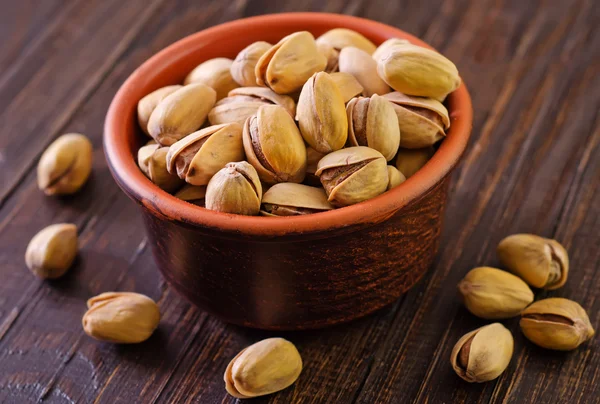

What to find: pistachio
left=137, top=142, right=159, bottom=177
left=386, top=165, right=406, bottom=190
left=339, top=47, right=390, bottom=97
left=346, top=95, right=400, bottom=161
left=395, top=147, right=434, bottom=178
left=205, top=161, right=262, bottom=215
left=208, top=87, right=295, bottom=127
left=520, top=298, right=594, bottom=351
left=304, top=146, right=326, bottom=186
left=497, top=234, right=569, bottom=290
left=225, top=338, right=302, bottom=399
left=148, top=83, right=217, bottom=146
left=451, top=323, right=513, bottom=383
left=184, top=58, right=239, bottom=100
left=137, top=85, right=182, bottom=135
left=138, top=145, right=184, bottom=192
left=166, top=123, right=244, bottom=186
left=383, top=92, right=450, bottom=148
left=316, top=28, right=377, bottom=55
left=329, top=72, right=364, bottom=103
left=25, top=223, right=78, bottom=279
left=317, top=42, right=340, bottom=73
left=372, top=38, right=411, bottom=62
left=37, top=133, right=93, bottom=196
left=231, top=41, right=272, bottom=87
left=458, top=267, right=534, bottom=319
left=375, top=43, right=461, bottom=101
left=174, top=184, right=207, bottom=206
left=255, top=31, right=327, bottom=94
left=261, top=183, right=334, bottom=216
left=316, top=146, right=388, bottom=207
left=296, top=72, right=348, bottom=153
left=82, top=292, right=160, bottom=344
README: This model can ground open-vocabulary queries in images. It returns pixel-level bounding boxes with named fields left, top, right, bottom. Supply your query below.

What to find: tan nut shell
left=261, top=183, right=334, bottom=216
left=451, top=323, right=513, bottom=383
left=458, top=267, right=534, bottom=319
left=166, top=123, right=244, bottom=186
left=225, top=338, right=302, bottom=399
left=148, top=83, right=216, bottom=146
left=317, top=42, right=340, bottom=73
left=316, top=28, right=377, bottom=54
left=383, top=92, right=450, bottom=148
left=339, top=47, right=390, bottom=97
left=231, top=41, right=272, bottom=87
left=296, top=72, right=348, bottom=153
left=205, top=161, right=262, bottom=215
left=82, top=292, right=160, bottom=344
left=330, top=72, right=364, bottom=103
left=346, top=95, right=400, bottom=161
left=174, top=184, right=206, bottom=206
left=137, top=85, right=182, bottom=135
left=184, top=58, right=239, bottom=100
left=520, top=298, right=595, bottom=351
left=25, top=223, right=78, bottom=279
left=37, top=133, right=93, bottom=196
left=497, top=234, right=569, bottom=290
left=372, top=38, right=411, bottom=61
left=387, top=166, right=406, bottom=190
left=395, top=147, right=434, bottom=178
left=137, top=142, right=159, bottom=177
left=146, top=147, right=184, bottom=193
left=316, top=146, right=388, bottom=207
left=255, top=31, right=327, bottom=94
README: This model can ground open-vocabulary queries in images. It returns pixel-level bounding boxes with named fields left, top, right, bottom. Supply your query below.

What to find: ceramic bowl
left=104, top=12, right=472, bottom=330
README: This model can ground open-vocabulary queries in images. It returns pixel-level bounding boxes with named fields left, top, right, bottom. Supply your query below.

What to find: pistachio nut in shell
left=346, top=95, right=400, bottom=161
left=82, top=292, right=160, bottom=344
left=520, top=298, right=594, bottom=351
left=339, top=47, right=390, bottom=97
left=174, top=184, right=206, bottom=206
left=225, top=338, right=302, bottom=399
left=451, top=323, right=513, bottom=383
left=184, top=58, right=239, bottom=100
left=458, top=267, right=534, bottom=319
left=243, top=105, right=306, bottom=184
left=205, top=161, right=262, bottom=215
left=137, top=85, right=182, bottom=135
left=147, top=83, right=217, bottom=146
left=395, top=147, right=434, bottom=178
left=146, top=147, right=185, bottom=193
left=296, top=72, right=348, bottom=153
left=231, top=41, right=272, bottom=87
left=375, top=43, right=461, bottom=101
left=208, top=87, right=295, bottom=127
left=25, top=223, right=78, bottom=279
left=387, top=165, right=406, bottom=190
left=383, top=92, right=450, bottom=148
left=316, top=146, right=388, bottom=207
left=166, top=123, right=244, bottom=186
left=316, top=28, right=377, bottom=55
left=255, top=31, right=327, bottom=94
left=37, top=133, right=93, bottom=196
left=317, top=42, right=340, bottom=73
left=372, top=38, right=411, bottom=62
left=329, top=72, right=364, bottom=103
left=497, top=234, right=569, bottom=290
left=137, top=142, right=159, bottom=177
left=261, top=183, right=334, bottom=216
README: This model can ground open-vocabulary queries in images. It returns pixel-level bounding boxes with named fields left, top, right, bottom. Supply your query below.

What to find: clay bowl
left=104, top=12, right=472, bottom=330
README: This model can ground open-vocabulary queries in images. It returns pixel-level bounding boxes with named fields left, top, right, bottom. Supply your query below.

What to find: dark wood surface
left=0, top=0, right=598, bottom=403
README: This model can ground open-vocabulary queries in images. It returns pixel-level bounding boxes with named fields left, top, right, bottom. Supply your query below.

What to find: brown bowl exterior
left=104, top=13, right=473, bottom=330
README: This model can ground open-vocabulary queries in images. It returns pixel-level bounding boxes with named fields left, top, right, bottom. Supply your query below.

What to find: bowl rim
left=104, top=12, right=473, bottom=237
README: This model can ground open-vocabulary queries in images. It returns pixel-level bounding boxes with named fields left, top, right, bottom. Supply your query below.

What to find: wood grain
left=0, top=0, right=598, bottom=403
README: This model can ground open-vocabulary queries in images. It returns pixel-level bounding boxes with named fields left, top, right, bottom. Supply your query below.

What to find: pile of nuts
left=451, top=234, right=594, bottom=383
left=135, top=28, right=460, bottom=215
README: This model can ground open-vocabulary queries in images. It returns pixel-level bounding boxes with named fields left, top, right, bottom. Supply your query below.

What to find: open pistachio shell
left=372, top=38, right=411, bottom=61
left=255, top=31, right=327, bottom=94
left=184, top=58, right=239, bottom=100
left=339, top=47, right=390, bottom=97
left=386, top=166, right=406, bottom=190
left=261, top=183, right=334, bottom=216
left=231, top=41, right=272, bottom=87
left=137, top=85, right=182, bottom=135
left=395, top=147, right=434, bottom=178
left=316, top=28, right=377, bottom=55
left=166, top=123, right=244, bottom=186
left=316, top=146, right=388, bottom=207
left=205, top=161, right=262, bottom=215
left=329, top=72, right=364, bottom=103
left=146, top=147, right=184, bottom=193
left=317, top=42, right=340, bottom=73
left=174, top=184, right=206, bottom=206
left=243, top=105, right=306, bottom=184
left=383, top=92, right=450, bottom=148
left=346, top=95, right=400, bottom=161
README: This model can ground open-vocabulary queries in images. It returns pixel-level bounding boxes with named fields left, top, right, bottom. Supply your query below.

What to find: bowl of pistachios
left=104, top=12, right=472, bottom=330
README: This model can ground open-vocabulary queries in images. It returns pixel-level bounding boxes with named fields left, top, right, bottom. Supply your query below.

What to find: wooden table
left=1, top=1, right=598, bottom=403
